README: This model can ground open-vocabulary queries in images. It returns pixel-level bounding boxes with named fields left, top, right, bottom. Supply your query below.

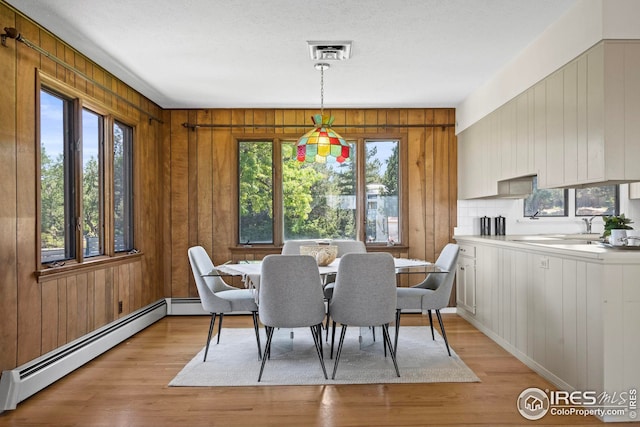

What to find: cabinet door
left=564, top=60, right=579, bottom=185
left=630, top=183, right=640, bottom=199
left=456, top=256, right=476, bottom=314
left=500, top=99, right=516, bottom=179
left=545, top=70, right=564, bottom=187
left=515, top=91, right=531, bottom=177
left=533, top=81, right=547, bottom=187
left=586, top=43, right=605, bottom=181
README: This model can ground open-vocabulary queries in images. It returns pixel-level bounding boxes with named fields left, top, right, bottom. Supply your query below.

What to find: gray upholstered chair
left=329, top=252, right=399, bottom=379
left=281, top=239, right=319, bottom=255
left=395, top=243, right=460, bottom=356
left=187, top=246, right=261, bottom=361
left=257, top=254, right=328, bottom=382
left=323, top=239, right=366, bottom=339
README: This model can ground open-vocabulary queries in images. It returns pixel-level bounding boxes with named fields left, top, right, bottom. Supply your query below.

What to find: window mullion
left=356, top=138, right=366, bottom=242
left=273, top=139, right=283, bottom=247
left=103, top=116, right=114, bottom=256
left=73, top=98, right=84, bottom=262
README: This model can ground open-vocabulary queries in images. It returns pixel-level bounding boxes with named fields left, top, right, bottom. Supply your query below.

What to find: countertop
left=453, top=234, right=640, bottom=262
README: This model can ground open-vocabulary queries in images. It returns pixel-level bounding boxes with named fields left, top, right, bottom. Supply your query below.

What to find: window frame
left=36, top=72, right=137, bottom=273
left=234, top=133, right=407, bottom=248
left=523, top=176, right=569, bottom=218
left=574, top=185, right=620, bottom=217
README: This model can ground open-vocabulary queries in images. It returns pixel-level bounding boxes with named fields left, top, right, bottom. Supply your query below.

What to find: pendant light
left=296, top=63, right=350, bottom=164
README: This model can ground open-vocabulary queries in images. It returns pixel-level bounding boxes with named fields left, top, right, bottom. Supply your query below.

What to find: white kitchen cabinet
left=499, top=99, right=516, bottom=180
left=456, top=236, right=640, bottom=421
left=455, top=243, right=476, bottom=314
left=458, top=40, right=640, bottom=199
left=545, top=69, right=565, bottom=188
left=630, top=182, right=640, bottom=199
left=515, top=91, right=534, bottom=178
left=533, top=80, right=547, bottom=188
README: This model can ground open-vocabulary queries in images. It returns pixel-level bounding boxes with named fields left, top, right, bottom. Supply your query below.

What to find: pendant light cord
left=320, top=65, right=324, bottom=115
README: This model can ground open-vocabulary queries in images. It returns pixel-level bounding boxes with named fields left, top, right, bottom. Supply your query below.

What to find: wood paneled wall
left=0, top=4, right=165, bottom=371
left=162, top=109, right=457, bottom=297
left=0, top=2, right=456, bottom=373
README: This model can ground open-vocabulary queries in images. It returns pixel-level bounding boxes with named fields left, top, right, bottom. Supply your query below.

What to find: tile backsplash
left=455, top=184, right=640, bottom=236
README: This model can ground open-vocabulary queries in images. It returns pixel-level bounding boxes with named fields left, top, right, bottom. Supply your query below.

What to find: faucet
left=582, top=215, right=598, bottom=234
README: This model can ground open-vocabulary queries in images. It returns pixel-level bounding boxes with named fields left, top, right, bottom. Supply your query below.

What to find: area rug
left=169, top=326, right=480, bottom=386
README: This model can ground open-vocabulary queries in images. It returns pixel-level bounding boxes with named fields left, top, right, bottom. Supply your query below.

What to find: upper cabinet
left=459, top=41, right=640, bottom=199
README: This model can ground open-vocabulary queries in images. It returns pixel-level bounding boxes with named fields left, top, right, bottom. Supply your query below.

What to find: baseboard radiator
left=0, top=299, right=167, bottom=413
left=166, top=297, right=209, bottom=315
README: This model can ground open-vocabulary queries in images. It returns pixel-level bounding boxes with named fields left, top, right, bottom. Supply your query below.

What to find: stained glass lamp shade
left=296, top=114, right=350, bottom=163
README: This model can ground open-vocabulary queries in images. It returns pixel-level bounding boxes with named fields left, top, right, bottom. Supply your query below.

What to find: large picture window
left=39, top=86, right=135, bottom=265
left=237, top=136, right=403, bottom=246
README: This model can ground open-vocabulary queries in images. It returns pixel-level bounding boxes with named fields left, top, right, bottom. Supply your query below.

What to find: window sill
left=36, top=251, right=143, bottom=282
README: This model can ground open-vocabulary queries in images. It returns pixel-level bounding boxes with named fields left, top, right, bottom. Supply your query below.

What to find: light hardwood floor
left=0, top=314, right=607, bottom=426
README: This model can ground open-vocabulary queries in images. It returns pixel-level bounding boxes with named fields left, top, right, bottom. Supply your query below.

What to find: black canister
left=495, top=215, right=506, bottom=235
left=480, top=216, right=491, bottom=236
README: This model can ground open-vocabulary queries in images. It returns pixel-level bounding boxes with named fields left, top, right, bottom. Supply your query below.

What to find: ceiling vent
left=307, top=41, right=352, bottom=61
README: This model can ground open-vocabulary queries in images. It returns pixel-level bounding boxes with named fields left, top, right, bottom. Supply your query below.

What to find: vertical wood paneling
left=105, top=267, right=115, bottom=324
left=16, top=15, right=41, bottom=365
left=0, top=2, right=166, bottom=372
left=196, top=110, right=214, bottom=260
left=406, top=110, right=427, bottom=263
left=0, top=4, right=18, bottom=370
left=170, top=111, right=190, bottom=296
left=187, top=111, right=199, bottom=297
left=41, top=282, right=58, bottom=354
left=165, top=108, right=456, bottom=297
left=93, top=269, right=107, bottom=327
left=434, top=109, right=451, bottom=255
left=66, top=276, right=79, bottom=341
left=212, top=109, right=234, bottom=265
left=57, top=278, right=68, bottom=347
left=76, top=273, right=88, bottom=337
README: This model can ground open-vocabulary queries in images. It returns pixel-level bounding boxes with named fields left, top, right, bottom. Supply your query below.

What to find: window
left=81, top=108, right=103, bottom=257
left=282, top=141, right=357, bottom=242
left=523, top=176, right=568, bottom=217
left=39, top=87, right=134, bottom=265
left=575, top=185, right=619, bottom=216
left=113, top=121, right=134, bottom=252
left=237, top=137, right=403, bottom=245
left=238, top=141, right=273, bottom=244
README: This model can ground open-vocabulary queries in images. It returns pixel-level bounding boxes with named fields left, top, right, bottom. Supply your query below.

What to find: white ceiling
left=6, top=0, right=576, bottom=109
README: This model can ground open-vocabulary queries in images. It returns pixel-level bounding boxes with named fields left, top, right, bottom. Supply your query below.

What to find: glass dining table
left=204, top=257, right=448, bottom=353
left=207, top=256, right=447, bottom=296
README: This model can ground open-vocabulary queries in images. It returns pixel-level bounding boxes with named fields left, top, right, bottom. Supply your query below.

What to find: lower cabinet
left=455, top=238, right=640, bottom=422
left=456, top=243, right=476, bottom=314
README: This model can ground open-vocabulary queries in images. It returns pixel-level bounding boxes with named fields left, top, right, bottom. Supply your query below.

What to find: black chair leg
left=435, top=309, right=451, bottom=356
left=203, top=313, right=217, bottom=362
left=325, top=302, right=331, bottom=342
left=252, top=311, right=262, bottom=360
left=382, top=323, right=400, bottom=377
left=394, top=309, right=401, bottom=353
left=427, top=309, right=435, bottom=340
left=330, top=320, right=338, bottom=359
left=216, top=313, right=224, bottom=343
left=310, top=324, right=328, bottom=379
left=258, top=326, right=275, bottom=382
left=331, top=325, right=348, bottom=379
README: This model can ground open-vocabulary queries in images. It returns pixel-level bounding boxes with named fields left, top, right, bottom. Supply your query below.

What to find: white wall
left=455, top=184, right=640, bottom=236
